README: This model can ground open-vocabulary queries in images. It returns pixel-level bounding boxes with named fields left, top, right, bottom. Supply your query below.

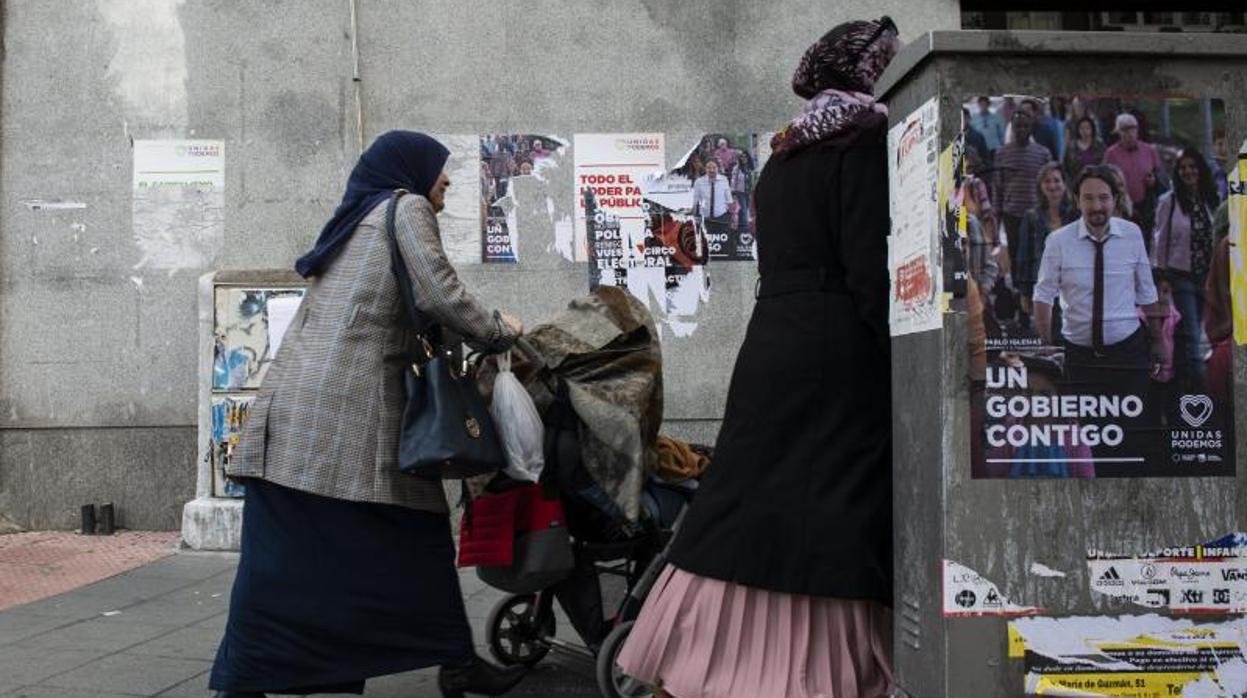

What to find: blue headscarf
left=295, top=130, right=450, bottom=277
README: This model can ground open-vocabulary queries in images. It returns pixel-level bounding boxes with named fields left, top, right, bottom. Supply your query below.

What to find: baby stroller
left=471, top=339, right=702, bottom=698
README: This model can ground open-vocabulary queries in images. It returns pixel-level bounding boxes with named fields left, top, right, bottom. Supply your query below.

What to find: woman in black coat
left=617, top=17, right=898, bottom=698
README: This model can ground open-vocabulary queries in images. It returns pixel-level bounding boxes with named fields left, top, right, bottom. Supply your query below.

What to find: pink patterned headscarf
left=771, top=17, right=900, bottom=156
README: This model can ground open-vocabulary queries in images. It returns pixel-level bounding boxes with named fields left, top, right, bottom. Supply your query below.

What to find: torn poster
left=574, top=133, right=665, bottom=264
left=887, top=97, right=942, bottom=336
left=1086, top=532, right=1247, bottom=614
left=265, top=295, right=303, bottom=357
left=756, top=131, right=776, bottom=174
left=940, top=132, right=969, bottom=307
left=1030, top=562, right=1068, bottom=579
left=583, top=164, right=710, bottom=338
left=211, top=394, right=255, bottom=498
left=432, top=134, right=482, bottom=265
left=481, top=134, right=568, bottom=263
left=213, top=287, right=306, bottom=390
left=943, top=560, right=1041, bottom=617
left=1230, top=138, right=1246, bottom=346
left=482, top=135, right=573, bottom=264
left=671, top=134, right=759, bottom=261
left=132, top=140, right=224, bottom=271
left=1010, top=614, right=1247, bottom=696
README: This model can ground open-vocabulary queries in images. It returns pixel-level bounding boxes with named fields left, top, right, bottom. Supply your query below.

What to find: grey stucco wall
left=0, top=1, right=959, bottom=530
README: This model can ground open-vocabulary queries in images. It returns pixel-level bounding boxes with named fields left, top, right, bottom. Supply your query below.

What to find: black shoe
left=213, top=693, right=265, bottom=698
left=438, top=654, right=526, bottom=697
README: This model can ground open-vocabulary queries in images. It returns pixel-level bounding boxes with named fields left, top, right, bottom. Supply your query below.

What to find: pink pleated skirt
left=616, top=565, right=894, bottom=698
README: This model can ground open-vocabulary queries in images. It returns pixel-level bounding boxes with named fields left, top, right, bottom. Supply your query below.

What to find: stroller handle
left=513, top=336, right=543, bottom=365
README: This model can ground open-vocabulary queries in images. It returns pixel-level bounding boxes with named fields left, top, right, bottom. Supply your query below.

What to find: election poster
left=132, top=139, right=225, bottom=271
left=671, top=133, right=759, bottom=261
left=574, top=133, right=665, bottom=264
left=481, top=134, right=566, bottom=263
left=581, top=158, right=711, bottom=337
left=967, top=94, right=1234, bottom=478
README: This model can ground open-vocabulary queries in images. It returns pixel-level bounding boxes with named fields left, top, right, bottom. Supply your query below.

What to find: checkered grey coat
left=227, top=194, right=516, bottom=512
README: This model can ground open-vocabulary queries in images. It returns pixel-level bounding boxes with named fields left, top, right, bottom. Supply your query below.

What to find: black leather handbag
left=383, top=190, right=506, bottom=480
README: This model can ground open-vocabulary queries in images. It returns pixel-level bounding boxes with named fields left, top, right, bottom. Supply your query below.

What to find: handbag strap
left=383, top=190, right=440, bottom=343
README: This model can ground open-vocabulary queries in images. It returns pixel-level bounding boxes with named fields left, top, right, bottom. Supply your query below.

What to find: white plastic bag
left=489, top=351, right=546, bottom=482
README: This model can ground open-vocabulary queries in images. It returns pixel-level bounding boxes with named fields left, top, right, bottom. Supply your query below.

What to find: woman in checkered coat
left=210, top=132, right=526, bottom=698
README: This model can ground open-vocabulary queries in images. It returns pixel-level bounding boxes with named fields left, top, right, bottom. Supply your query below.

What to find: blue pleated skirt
left=209, top=479, right=473, bottom=694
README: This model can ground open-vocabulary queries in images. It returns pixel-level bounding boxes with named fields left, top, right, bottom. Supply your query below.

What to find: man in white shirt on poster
left=692, top=159, right=733, bottom=253
left=1033, top=165, right=1164, bottom=469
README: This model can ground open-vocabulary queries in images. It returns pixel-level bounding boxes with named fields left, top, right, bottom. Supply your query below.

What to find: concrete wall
left=0, top=1, right=959, bottom=530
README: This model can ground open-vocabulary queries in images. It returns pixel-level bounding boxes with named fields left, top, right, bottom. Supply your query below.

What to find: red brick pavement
left=0, top=531, right=179, bottom=611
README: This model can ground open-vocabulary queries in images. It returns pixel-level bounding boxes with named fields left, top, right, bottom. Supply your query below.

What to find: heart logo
left=1179, top=395, right=1214, bottom=429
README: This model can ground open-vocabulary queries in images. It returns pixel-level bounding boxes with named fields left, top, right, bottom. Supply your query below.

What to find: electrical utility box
left=877, top=30, right=1247, bottom=697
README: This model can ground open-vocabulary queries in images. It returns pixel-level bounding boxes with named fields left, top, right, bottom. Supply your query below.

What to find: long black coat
left=667, top=128, right=893, bottom=603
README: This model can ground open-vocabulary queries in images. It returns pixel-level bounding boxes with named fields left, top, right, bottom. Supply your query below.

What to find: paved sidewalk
left=0, top=551, right=603, bottom=697
left=0, top=532, right=180, bottom=612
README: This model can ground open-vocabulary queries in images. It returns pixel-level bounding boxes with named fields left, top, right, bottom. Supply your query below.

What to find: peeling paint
left=1029, top=562, right=1067, bottom=578
left=98, top=0, right=188, bottom=132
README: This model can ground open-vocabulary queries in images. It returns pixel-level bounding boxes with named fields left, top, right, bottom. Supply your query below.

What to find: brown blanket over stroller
left=480, top=286, right=663, bottom=522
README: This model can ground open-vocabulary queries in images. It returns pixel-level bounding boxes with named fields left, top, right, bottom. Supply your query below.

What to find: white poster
left=265, top=295, right=303, bottom=357
left=432, top=134, right=483, bottom=265
left=942, top=560, right=1041, bottom=617
left=1087, top=533, right=1247, bottom=614
left=574, top=133, right=665, bottom=264
left=886, top=98, right=942, bottom=336
left=132, top=140, right=225, bottom=271
left=1012, top=615, right=1247, bottom=697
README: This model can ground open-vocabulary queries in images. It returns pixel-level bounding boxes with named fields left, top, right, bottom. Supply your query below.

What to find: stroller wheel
left=486, top=593, right=555, bottom=667
left=595, top=620, right=652, bottom=698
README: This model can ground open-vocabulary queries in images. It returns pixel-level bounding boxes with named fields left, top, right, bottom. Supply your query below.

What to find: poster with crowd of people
left=671, top=134, right=760, bottom=261
left=480, top=134, right=566, bottom=263
left=962, top=94, right=1235, bottom=478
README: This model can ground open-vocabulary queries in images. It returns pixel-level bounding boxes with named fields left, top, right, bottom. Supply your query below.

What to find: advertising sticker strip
left=1087, top=533, right=1247, bottom=614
